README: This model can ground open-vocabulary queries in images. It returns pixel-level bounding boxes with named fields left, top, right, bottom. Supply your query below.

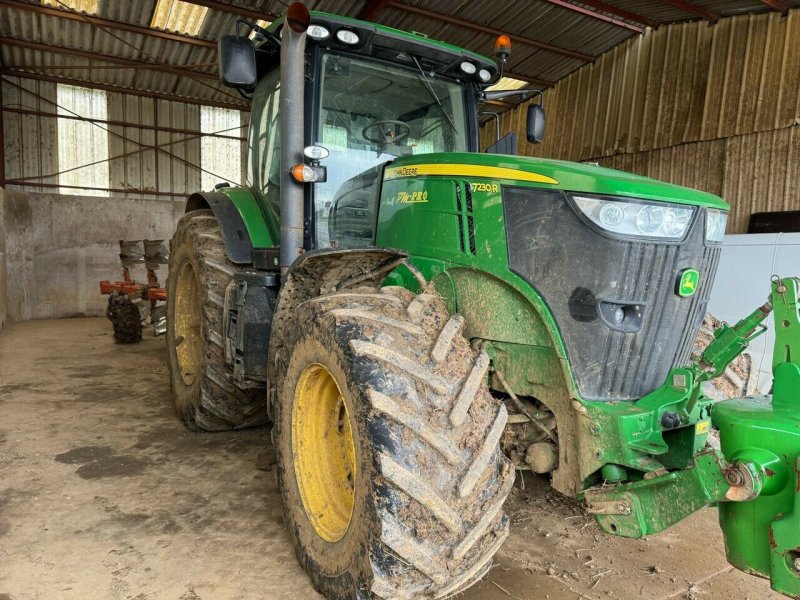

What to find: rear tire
left=166, top=209, right=267, bottom=431
left=274, top=286, right=513, bottom=599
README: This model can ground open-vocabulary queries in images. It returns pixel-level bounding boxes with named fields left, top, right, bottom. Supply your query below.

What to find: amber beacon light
left=495, top=34, right=512, bottom=63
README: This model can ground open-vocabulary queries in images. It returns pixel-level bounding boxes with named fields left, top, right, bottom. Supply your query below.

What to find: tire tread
left=167, top=210, right=267, bottom=431
left=282, top=286, right=513, bottom=598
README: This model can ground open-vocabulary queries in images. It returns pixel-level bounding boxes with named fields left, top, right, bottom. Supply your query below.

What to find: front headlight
left=706, top=209, right=728, bottom=242
left=573, top=195, right=695, bottom=240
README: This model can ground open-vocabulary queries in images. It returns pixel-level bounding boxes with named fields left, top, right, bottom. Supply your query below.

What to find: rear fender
left=184, top=188, right=274, bottom=264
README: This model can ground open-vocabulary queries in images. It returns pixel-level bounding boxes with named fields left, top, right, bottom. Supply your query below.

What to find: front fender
left=266, top=247, right=409, bottom=416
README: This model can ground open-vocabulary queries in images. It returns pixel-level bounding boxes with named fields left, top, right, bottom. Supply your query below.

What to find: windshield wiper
left=411, top=55, right=456, bottom=132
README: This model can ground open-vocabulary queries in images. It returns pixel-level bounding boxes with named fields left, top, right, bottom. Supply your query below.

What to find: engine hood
left=384, top=152, right=728, bottom=211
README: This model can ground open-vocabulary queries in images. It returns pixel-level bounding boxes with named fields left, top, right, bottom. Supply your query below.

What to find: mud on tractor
left=164, top=4, right=800, bottom=599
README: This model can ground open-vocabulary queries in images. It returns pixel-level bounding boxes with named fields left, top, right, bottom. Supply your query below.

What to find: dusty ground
left=0, top=318, right=784, bottom=600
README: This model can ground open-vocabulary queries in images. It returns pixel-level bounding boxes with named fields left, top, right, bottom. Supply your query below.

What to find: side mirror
left=218, top=35, right=257, bottom=89
left=527, top=104, right=546, bottom=143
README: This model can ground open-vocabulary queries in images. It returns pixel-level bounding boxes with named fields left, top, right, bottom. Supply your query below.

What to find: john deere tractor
left=165, top=4, right=800, bottom=599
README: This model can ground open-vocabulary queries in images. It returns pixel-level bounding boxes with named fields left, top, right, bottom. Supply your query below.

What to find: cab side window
left=247, top=69, right=281, bottom=222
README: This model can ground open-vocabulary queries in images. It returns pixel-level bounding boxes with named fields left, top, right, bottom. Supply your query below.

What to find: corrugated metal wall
left=482, top=9, right=800, bottom=233
left=2, top=77, right=59, bottom=189
left=106, top=93, right=204, bottom=199
left=2, top=76, right=249, bottom=201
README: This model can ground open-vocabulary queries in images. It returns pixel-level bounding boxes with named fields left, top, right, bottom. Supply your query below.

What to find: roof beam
left=358, top=0, right=391, bottom=20
left=539, top=0, right=645, bottom=32
left=385, top=1, right=593, bottom=62
left=564, top=0, right=656, bottom=28
left=760, top=0, right=789, bottom=14
left=660, top=0, right=719, bottom=22
left=183, top=0, right=277, bottom=22
left=0, top=37, right=218, bottom=81
left=0, top=70, right=248, bottom=111
left=0, top=0, right=215, bottom=48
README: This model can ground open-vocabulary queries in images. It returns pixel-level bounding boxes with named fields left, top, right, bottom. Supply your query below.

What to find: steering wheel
left=362, top=120, right=411, bottom=145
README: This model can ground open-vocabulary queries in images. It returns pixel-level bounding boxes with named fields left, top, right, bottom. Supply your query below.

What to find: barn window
left=56, top=84, right=109, bottom=196
left=200, top=106, right=242, bottom=191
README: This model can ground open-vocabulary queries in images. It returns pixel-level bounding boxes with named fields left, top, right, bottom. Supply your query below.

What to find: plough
left=99, top=239, right=168, bottom=343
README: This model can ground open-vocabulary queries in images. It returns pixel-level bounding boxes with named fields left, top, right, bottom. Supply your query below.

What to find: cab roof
left=267, top=11, right=499, bottom=82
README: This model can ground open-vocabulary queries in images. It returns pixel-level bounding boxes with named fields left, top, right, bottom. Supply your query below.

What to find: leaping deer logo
left=679, top=270, right=700, bottom=297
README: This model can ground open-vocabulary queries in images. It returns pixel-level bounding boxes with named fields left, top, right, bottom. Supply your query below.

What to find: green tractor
left=165, top=4, right=800, bottom=599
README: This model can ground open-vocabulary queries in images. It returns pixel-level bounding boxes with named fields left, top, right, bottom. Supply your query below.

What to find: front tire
left=274, top=286, right=513, bottom=599
left=166, top=210, right=267, bottom=431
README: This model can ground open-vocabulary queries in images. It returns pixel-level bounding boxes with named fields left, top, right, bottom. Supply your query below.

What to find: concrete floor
left=0, top=318, right=784, bottom=600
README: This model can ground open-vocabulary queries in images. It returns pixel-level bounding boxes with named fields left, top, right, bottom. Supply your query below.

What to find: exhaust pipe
left=279, top=3, right=310, bottom=274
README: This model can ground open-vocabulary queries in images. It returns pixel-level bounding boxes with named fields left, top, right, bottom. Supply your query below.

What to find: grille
left=503, top=187, right=721, bottom=401
left=465, top=183, right=476, bottom=254
left=455, top=182, right=465, bottom=253
left=590, top=242, right=721, bottom=398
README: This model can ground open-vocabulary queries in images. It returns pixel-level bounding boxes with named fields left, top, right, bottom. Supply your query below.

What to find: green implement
left=586, top=278, right=800, bottom=599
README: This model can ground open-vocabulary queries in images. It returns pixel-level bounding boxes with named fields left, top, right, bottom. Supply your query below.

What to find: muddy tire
left=166, top=209, right=267, bottom=431
left=274, top=286, right=514, bottom=599
left=107, top=294, right=142, bottom=344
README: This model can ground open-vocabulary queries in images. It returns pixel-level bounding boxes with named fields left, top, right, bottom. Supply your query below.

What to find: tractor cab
left=314, top=50, right=470, bottom=247
left=220, top=10, right=540, bottom=251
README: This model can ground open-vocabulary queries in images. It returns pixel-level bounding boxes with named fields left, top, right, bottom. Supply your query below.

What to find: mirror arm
left=236, top=18, right=281, bottom=48
left=485, top=59, right=504, bottom=88
left=477, top=89, right=544, bottom=104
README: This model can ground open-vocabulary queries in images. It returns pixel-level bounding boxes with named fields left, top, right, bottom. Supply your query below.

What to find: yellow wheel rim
left=174, top=260, right=203, bottom=386
left=292, top=363, right=356, bottom=543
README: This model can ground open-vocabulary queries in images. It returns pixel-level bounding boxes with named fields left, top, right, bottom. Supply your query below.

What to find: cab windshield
left=315, top=52, right=468, bottom=246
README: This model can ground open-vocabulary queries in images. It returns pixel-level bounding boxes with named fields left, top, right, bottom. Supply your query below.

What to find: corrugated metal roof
left=41, top=0, right=98, bottom=14
left=598, top=1, right=775, bottom=24
left=0, top=0, right=788, bottom=109
left=150, top=0, right=208, bottom=36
